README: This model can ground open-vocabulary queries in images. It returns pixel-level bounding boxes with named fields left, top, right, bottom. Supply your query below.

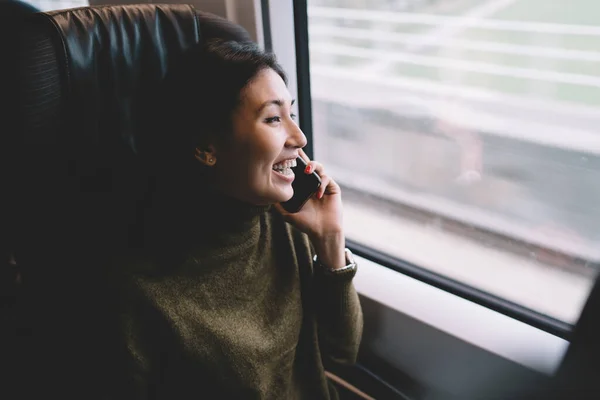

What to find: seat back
left=0, top=3, right=41, bottom=396
left=14, top=2, right=252, bottom=286
left=551, top=275, right=600, bottom=399
left=1, top=0, right=40, bottom=301
left=9, top=5, right=251, bottom=396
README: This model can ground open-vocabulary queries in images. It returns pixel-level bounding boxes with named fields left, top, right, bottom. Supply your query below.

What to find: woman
left=110, top=39, right=363, bottom=399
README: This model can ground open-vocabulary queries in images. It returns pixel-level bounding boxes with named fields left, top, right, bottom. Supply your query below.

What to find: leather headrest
left=13, top=5, right=251, bottom=253
left=18, top=4, right=251, bottom=159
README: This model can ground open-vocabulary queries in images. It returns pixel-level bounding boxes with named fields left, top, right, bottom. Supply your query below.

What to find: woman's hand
left=274, top=150, right=346, bottom=269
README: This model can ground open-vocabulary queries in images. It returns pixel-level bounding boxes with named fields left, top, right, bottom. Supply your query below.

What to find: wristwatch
left=313, top=248, right=357, bottom=276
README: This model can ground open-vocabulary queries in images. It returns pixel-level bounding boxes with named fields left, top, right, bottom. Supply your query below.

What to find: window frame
left=291, top=0, right=315, bottom=160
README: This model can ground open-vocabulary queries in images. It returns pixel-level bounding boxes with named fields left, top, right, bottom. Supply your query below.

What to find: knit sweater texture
left=109, top=193, right=363, bottom=399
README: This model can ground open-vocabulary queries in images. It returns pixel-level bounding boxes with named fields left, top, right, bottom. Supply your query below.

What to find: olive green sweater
left=107, top=196, right=363, bottom=399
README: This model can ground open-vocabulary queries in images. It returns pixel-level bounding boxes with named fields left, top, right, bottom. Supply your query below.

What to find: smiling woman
left=208, top=67, right=306, bottom=205
left=148, top=40, right=305, bottom=205
left=98, top=38, right=363, bottom=399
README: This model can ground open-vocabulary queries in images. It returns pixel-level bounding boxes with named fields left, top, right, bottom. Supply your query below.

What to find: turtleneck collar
left=200, top=188, right=271, bottom=236
left=142, top=174, right=272, bottom=254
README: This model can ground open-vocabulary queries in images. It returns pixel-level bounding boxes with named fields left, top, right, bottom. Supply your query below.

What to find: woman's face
left=212, top=68, right=307, bottom=205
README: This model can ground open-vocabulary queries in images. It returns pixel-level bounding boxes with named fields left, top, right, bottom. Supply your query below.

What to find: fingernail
left=304, top=165, right=311, bottom=174
left=318, top=192, right=323, bottom=199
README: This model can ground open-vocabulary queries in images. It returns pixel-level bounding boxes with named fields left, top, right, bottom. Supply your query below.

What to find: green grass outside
left=391, top=60, right=600, bottom=106
left=393, top=0, right=600, bottom=106
left=433, top=46, right=599, bottom=76
left=310, top=0, right=600, bottom=106
left=490, top=0, right=600, bottom=25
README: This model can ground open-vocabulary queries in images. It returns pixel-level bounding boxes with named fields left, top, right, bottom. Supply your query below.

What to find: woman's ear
left=194, top=145, right=217, bottom=167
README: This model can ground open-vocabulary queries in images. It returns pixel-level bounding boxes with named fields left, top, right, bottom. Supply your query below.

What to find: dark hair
left=152, top=39, right=287, bottom=162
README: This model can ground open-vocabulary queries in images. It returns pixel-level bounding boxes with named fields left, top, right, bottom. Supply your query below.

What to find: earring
left=208, top=158, right=214, bottom=163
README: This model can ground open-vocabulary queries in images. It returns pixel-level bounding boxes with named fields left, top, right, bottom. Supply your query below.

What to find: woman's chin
left=273, top=186, right=294, bottom=204
left=252, top=183, right=293, bottom=205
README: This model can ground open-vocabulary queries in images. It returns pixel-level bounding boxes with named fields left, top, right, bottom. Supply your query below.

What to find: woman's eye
left=265, top=116, right=281, bottom=124
left=290, top=113, right=297, bottom=120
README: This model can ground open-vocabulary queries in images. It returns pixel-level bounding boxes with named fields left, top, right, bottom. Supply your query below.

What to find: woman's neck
left=202, top=188, right=271, bottom=229
left=147, top=176, right=270, bottom=242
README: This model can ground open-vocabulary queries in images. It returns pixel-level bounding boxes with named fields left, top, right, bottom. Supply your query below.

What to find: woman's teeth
left=273, top=159, right=297, bottom=176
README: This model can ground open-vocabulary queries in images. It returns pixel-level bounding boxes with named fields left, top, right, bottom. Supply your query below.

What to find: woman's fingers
left=303, top=161, right=341, bottom=199
left=304, top=160, right=323, bottom=175
left=298, top=149, right=311, bottom=164
left=303, top=160, right=323, bottom=197
left=317, top=175, right=331, bottom=199
left=298, top=152, right=341, bottom=199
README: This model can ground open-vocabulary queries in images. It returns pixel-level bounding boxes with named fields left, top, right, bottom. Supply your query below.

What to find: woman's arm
left=312, top=234, right=363, bottom=367
left=275, top=151, right=363, bottom=366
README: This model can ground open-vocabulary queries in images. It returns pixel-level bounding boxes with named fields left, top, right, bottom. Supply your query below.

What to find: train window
left=20, top=0, right=87, bottom=12
left=306, top=0, right=600, bottom=325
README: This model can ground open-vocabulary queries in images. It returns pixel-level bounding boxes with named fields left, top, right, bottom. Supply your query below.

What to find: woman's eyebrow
left=256, top=98, right=295, bottom=114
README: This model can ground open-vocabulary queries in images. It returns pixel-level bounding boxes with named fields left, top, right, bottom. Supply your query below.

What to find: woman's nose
left=286, top=121, right=308, bottom=149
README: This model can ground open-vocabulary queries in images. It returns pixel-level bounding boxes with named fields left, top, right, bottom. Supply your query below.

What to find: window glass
left=22, top=0, right=88, bottom=12
left=307, top=0, right=600, bottom=324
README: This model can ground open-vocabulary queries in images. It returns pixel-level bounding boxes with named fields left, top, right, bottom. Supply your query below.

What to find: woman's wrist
left=311, top=232, right=346, bottom=271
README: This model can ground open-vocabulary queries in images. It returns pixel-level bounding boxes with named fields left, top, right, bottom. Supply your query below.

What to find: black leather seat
left=1, top=0, right=40, bottom=306
left=548, top=275, right=600, bottom=399
left=506, top=275, right=600, bottom=400
left=7, top=5, right=251, bottom=397
left=0, top=2, right=40, bottom=396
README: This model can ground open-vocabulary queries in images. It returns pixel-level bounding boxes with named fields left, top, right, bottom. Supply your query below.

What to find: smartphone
left=280, top=157, right=322, bottom=213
